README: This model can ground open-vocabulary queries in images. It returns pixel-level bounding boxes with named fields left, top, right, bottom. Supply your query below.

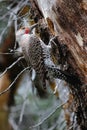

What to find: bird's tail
left=47, top=65, right=82, bottom=87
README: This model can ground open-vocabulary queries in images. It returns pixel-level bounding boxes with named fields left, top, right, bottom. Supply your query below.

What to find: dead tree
left=30, top=0, right=87, bottom=129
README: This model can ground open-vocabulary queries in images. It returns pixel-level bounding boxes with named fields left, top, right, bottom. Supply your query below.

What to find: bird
left=16, top=26, right=54, bottom=89
left=16, top=25, right=82, bottom=93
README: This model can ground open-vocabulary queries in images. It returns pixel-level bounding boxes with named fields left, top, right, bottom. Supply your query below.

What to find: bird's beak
left=29, top=23, right=38, bottom=33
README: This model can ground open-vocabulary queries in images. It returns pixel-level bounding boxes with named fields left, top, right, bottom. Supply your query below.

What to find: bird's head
left=16, top=23, right=38, bottom=43
left=16, top=27, right=30, bottom=43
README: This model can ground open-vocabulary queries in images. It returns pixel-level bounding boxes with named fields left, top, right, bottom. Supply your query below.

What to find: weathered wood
left=30, top=0, right=87, bottom=129
left=36, top=0, right=87, bottom=83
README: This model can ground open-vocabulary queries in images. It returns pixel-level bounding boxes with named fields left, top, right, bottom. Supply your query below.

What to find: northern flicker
left=16, top=26, right=82, bottom=91
left=16, top=26, right=53, bottom=89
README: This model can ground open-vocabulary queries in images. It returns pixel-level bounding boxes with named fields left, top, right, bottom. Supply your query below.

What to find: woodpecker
left=16, top=26, right=52, bottom=89
left=16, top=25, right=82, bottom=91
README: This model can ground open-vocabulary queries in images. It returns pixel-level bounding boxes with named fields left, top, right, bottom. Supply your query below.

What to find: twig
left=0, top=56, right=24, bottom=78
left=12, top=0, right=28, bottom=18
left=0, top=67, right=30, bottom=96
left=0, top=52, right=15, bottom=55
left=29, top=100, right=68, bottom=129
left=18, top=100, right=27, bottom=124
left=0, top=51, right=22, bottom=55
left=68, top=125, right=73, bottom=130
left=16, top=100, right=28, bottom=130
left=18, top=80, right=30, bottom=125
left=48, top=121, right=58, bottom=130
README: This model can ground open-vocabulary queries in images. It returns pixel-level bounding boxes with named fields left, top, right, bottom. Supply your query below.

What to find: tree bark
left=30, top=0, right=87, bottom=129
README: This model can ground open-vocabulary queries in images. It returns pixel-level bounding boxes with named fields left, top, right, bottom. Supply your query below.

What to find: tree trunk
left=30, top=0, right=87, bottom=129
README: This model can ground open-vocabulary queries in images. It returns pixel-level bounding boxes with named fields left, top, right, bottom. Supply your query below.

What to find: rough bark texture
left=30, top=0, right=87, bottom=130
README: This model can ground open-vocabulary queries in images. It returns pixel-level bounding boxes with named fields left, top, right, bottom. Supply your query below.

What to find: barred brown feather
left=20, top=34, right=48, bottom=89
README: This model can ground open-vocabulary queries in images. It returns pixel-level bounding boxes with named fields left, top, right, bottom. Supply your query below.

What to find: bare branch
left=29, top=100, right=68, bottom=129
left=0, top=56, right=24, bottom=78
left=0, top=51, right=22, bottom=55
left=48, top=121, right=58, bottom=130
left=0, top=52, right=15, bottom=55
left=68, top=125, right=73, bottom=130
left=18, top=100, right=27, bottom=124
left=18, top=83, right=30, bottom=127
left=0, top=67, right=30, bottom=96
